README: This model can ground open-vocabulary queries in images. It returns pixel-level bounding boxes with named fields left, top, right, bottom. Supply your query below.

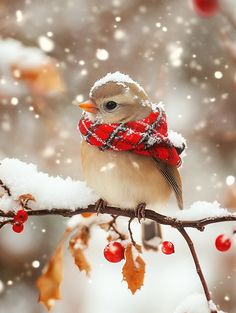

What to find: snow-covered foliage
left=0, top=158, right=98, bottom=210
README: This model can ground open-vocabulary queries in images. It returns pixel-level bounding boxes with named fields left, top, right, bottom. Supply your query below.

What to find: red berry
left=161, top=241, right=175, bottom=255
left=193, top=0, right=219, bottom=17
left=14, top=209, right=28, bottom=223
left=104, top=242, right=125, bottom=263
left=215, top=234, right=232, bottom=252
left=12, top=222, right=24, bottom=233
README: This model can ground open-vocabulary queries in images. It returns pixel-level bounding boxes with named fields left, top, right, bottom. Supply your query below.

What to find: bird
left=78, top=72, right=185, bottom=250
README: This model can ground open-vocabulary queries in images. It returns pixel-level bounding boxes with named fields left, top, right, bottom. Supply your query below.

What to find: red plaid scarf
left=78, top=107, right=182, bottom=167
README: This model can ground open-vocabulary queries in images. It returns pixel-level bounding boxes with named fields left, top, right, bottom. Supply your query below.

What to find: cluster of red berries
left=103, top=234, right=234, bottom=263
left=12, top=209, right=28, bottom=233
left=193, top=0, right=219, bottom=17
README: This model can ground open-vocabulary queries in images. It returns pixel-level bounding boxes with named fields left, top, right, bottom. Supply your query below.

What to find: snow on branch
left=0, top=158, right=235, bottom=313
left=0, top=158, right=98, bottom=211
left=0, top=158, right=235, bottom=225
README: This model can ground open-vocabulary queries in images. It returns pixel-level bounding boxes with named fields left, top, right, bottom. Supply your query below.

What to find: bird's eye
left=104, top=101, right=118, bottom=111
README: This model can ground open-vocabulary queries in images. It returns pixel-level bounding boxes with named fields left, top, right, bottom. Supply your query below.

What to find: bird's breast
left=80, top=141, right=171, bottom=210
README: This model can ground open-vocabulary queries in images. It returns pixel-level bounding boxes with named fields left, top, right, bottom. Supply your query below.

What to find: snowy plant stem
left=178, top=227, right=217, bottom=313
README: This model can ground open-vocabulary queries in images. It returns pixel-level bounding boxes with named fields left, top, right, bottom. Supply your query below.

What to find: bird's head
left=79, top=72, right=152, bottom=123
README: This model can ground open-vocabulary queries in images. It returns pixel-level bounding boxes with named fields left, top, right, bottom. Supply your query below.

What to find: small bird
left=78, top=72, right=185, bottom=250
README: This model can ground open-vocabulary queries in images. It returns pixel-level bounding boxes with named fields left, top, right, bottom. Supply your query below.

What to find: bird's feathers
left=152, top=158, right=183, bottom=209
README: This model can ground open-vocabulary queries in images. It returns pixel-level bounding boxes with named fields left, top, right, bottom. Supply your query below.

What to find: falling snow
left=0, top=1, right=235, bottom=312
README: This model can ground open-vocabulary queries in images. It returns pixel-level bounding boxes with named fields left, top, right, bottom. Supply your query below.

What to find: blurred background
left=0, top=0, right=235, bottom=312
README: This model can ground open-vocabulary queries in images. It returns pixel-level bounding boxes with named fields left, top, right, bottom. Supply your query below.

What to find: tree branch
left=1, top=205, right=234, bottom=230
left=178, top=227, right=217, bottom=313
left=0, top=197, right=235, bottom=313
left=0, top=179, right=11, bottom=196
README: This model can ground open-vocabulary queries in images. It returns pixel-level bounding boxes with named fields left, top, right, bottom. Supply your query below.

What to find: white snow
left=0, top=158, right=98, bottom=211
left=0, top=159, right=234, bottom=224
left=175, top=201, right=233, bottom=221
left=37, top=36, right=55, bottom=52
left=168, top=130, right=186, bottom=149
left=0, top=38, right=48, bottom=69
left=89, top=71, right=147, bottom=97
left=174, top=294, right=225, bottom=313
left=96, top=49, right=109, bottom=61
left=67, top=213, right=111, bottom=229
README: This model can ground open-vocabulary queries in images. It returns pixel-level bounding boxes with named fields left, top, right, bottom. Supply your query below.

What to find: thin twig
left=128, top=217, right=136, bottom=246
left=0, top=179, right=11, bottom=196
left=0, top=219, right=13, bottom=229
left=110, top=222, right=126, bottom=241
left=105, top=216, right=127, bottom=240
left=178, top=227, right=217, bottom=313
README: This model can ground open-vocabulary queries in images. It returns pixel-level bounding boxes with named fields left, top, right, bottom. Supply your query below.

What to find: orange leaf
left=31, top=63, right=65, bottom=94
left=99, top=222, right=111, bottom=231
left=69, top=226, right=91, bottom=276
left=106, top=234, right=113, bottom=242
left=36, top=229, right=71, bottom=311
left=18, top=193, right=36, bottom=203
left=81, top=212, right=94, bottom=218
left=11, top=62, right=65, bottom=95
left=122, top=244, right=145, bottom=294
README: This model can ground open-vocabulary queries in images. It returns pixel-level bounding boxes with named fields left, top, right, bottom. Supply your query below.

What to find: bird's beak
left=79, top=100, right=98, bottom=114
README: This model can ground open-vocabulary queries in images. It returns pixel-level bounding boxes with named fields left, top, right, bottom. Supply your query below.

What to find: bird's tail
left=141, top=220, right=162, bottom=251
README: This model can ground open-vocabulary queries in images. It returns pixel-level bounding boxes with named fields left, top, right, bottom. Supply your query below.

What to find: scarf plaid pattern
left=78, top=107, right=182, bottom=167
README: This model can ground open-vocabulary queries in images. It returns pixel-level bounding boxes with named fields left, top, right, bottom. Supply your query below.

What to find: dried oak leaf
left=122, top=244, right=145, bottom=294
left=69, top=226, right=91, bottom=276
left=18, top=193, right=36, bottom=203
left=98, top=222, right=111, bottom=231
left=36, top=229, right=71, bottom=311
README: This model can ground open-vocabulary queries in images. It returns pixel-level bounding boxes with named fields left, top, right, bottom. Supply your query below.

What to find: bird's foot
left=94, top=198, right=107, bottom=215
left=135, top=202, right=146, bottom=223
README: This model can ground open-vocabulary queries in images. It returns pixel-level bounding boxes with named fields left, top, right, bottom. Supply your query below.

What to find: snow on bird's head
left=89, top=71, right=147, bottom=98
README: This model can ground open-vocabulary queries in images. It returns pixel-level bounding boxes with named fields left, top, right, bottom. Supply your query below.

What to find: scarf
left=78, top=107, right=183, bottom=167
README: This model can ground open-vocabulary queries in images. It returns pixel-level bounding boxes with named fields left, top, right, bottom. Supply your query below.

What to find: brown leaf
left=18, top=193, right=36, bottom=203
left=11, top=62, right=65, bottom=95
left=81, top=212, right=95, bottom=218
left=36, top=229, right=71, bottom=311
left=99, top=222, right=111, bottom=231
left=69, top=226, right=91, bottom=276
left=32, top=63, right=65, bottom=94
left=106, top=234, right=113, bottom=242
left=122, top=244, right=145, bottom=294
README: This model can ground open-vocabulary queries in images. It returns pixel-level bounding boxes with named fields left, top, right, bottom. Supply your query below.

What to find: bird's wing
left=152, top=158, right=183, bottom=209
